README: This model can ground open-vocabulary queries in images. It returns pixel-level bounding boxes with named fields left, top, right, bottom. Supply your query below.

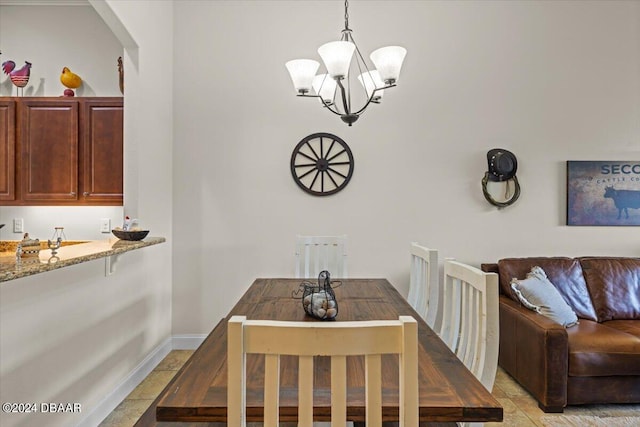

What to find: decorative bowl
left=112, top=229, right=149, bottom=241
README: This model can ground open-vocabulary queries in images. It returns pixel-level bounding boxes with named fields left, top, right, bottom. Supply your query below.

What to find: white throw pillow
left=510, top=266, right=579, bottom=328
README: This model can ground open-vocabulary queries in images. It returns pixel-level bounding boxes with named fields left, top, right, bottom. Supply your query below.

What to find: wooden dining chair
left=407, top=242, right=440, bottom=330
left=437, top=260, right=499, bottom=394
left=295, top=235, right=347, bottom=279
left=227, top=315, right=419, bottom=427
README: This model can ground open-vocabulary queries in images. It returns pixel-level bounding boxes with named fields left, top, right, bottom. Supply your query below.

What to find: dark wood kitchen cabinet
left=0, top=99, right=16, bottom=201
left=19, top=98, right=80, bottom=202
left=80, top=98, right=124, bottom=204
left=0, top=97, right=123, bottom=206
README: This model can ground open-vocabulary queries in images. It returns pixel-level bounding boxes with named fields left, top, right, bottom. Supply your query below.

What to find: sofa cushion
left=567, top=320, right=640, bottom=377
left=498, top=258, right=597, bottom=321
left=604, top=320, right=640, bottom=339
left=580, top=257, right=640, bottom=321
left=510, top=266, right=579, bottom=327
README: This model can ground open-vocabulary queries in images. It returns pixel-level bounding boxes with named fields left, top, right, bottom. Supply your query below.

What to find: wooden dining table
left=135, top=278, right=502, bottom=426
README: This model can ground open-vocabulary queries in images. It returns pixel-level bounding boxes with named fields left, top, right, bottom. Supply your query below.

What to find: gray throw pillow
left=510, top=266, right=579, bottom=328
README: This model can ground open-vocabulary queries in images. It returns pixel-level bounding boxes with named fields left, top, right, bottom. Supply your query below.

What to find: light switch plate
left=13, top=218, right=23, bottom=233
left=100, top=218, right=111, bottom=233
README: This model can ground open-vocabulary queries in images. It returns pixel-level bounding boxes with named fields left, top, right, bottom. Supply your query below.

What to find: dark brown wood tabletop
left=135, top=278, right=502, bottom=426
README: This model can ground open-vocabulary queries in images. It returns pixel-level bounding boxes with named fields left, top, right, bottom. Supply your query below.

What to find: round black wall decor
left=290, top=133, right=354, bottom=196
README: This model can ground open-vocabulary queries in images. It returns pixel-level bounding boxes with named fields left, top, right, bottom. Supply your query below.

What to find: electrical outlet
left=100, top=218, right=111, bottom=233
left=13, top=218, right=24, bottom=233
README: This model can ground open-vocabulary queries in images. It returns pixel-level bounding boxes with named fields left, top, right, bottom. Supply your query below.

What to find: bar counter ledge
left=0, top=237, right=166, bottom=283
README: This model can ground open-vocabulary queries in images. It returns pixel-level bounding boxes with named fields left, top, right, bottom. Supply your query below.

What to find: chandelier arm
left=320, top=97, right=345, bottom=116
left=349, top=33, right=375, bottom=101
left=351, top=84, right=397, bottom=116
left=296, top=93, right=345, bottom=117
left=336, top=79, right=351, bottom=115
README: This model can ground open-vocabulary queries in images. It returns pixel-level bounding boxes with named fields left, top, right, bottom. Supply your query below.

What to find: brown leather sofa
left=481, top=257, right=640, bottom=412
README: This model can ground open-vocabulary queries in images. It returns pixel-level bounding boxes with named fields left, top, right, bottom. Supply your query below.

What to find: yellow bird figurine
left=60, top=67, right=82, bottom=96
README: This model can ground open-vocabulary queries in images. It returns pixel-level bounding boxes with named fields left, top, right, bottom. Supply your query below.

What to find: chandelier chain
left=344, top=0, right=349, bottom=30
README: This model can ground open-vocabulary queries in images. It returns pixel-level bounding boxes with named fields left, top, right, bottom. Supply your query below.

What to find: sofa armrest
left=499, top=295, right=568, bottom=412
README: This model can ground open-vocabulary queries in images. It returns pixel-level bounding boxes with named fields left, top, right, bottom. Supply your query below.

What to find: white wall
left=0, top=248, right=167, bottom=427
left=0, top=3, right=124, bottom=240
left=0, top=206, right=123, bottom=241
left=0, top=4, right=122, bottom=97
left=0, top=1, right=174, bottom=426
left=172, top=0, right=640, bottom=335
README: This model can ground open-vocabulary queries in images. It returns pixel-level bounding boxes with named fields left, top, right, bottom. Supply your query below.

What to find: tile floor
left=100, top=350, right=640, bottom=426
left=99, top=350, right=193, bottom=427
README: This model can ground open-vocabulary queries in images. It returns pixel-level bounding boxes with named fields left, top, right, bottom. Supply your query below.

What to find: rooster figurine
left=60, top=67, right=82, bottom=97
left=2, top=60, right=32, bottom=96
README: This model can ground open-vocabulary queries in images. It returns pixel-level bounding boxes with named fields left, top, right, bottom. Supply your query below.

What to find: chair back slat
left=440, top=273, right=461, bottom=351
left=400, top=317, right=419, bottom=427
left=227, top=318, right=246, bottom=427
left=227, top=315, right=418, bottom=427
left=365, top=354, right=383, bottom=426
left=263, top=354, right=279, bottom=427
left=437, top=260, right=499, bottom=394
left=331, top=355, right=348, bottom=427
left=298, top=355, right=314, bottom=427
left=408, top=243, right=439, bottom=329
left=296, top=235, right=347, bottom=278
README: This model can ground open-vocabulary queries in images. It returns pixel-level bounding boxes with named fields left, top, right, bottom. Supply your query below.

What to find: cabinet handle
left=70, top=192, right=76, bottom=196
left=83, top=192, right=89, bottom=197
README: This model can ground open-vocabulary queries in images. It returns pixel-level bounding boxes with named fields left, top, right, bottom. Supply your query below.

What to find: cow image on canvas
left=604, top=186, right=640, bottom=220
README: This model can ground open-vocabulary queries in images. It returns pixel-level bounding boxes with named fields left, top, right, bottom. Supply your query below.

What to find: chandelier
left=285, top=0, right=407, bottom=126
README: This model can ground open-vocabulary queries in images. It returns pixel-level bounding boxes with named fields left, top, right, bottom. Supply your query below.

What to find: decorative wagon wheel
left=290, top=133, right=355, bottom=196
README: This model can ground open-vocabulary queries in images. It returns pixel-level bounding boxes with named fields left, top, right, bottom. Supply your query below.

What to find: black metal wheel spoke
left=327, top=148, right=347, bottom=163
left=305, top=141, right=321, bottom=160
left=320, top=136, right=324, bottom=159
left=326, top=169, right=340, bottom=188
left=328, top=167, right=347, bottom=179
left=294, top=162, right=317, bottom=168
left=298, top=151, right=317, bottom=163
left=325, top=139, right=337, bottom=160
left=309, top=170, right=320, bottom=190
left=328, top=161, right=351, bottom=166
left=298, top=167, right=317, bottom=180
left=321, top=170, right=325, bottom=192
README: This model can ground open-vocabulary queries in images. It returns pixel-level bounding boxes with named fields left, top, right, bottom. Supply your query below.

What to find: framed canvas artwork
left=567, top=161, right=640, bottom=226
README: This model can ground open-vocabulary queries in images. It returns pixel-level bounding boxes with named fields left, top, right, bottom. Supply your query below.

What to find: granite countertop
left=0, top=237, right=166, bottom=283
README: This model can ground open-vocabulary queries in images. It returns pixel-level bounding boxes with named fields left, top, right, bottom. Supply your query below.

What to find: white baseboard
left=76, top=337, right=172, bottom=427
left=172, top=334, right=206, bottom=350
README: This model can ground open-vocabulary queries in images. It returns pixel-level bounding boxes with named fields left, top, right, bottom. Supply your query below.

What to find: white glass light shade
left=285, top=59, right=320, bottom=94
left=317, top=41, right=355, bottom=79
left=357, top=70, right=385, bottom=101
left=370, top=46, right=407, bottom=84
left=312, top=74, right=337, bottom=104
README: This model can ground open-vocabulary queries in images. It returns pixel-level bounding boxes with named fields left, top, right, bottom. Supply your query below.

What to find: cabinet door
left=19, top=99, right=79, bottom=202
left=80, top=99, right=123, bottom=204
left=0, top=100, right=16, bottom=201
